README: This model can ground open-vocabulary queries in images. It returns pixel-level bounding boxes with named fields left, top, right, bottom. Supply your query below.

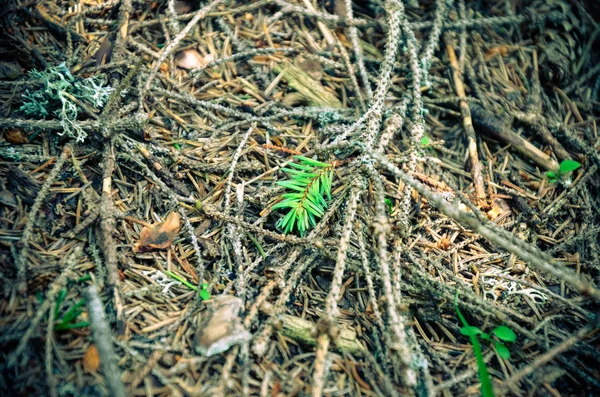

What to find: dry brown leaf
left=4, top=129, right=28, bottom=144
left=194, top=295, right=251, bottom=357
left=437, top=237, right=451, bottom=250
left=294, top=55, right=323, bottom=81
left=0, top=190, right=17, bottom=207
left=94, top=33, right=115, bottom=66
left=82, top=344, right=100, bottom=373
left=134, top=212, right=181, bottom=252
left=174, top=0, right=196, bottom=14
left=487, top=206, right=504, bottom=220
left=175, top=49, right=206, bottom=70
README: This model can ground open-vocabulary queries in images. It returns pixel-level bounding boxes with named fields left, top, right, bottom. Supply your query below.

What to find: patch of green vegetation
left=271, top=155, right=334, bottom=236
left=546, top=160, right=581, bottom=183
left=455, top=291, right=517, bottom=397
left=199, top=283, right=211, bottom=301
left=19, top=62, right=113, bottom=142
left=53, top=289, right=88, bottom=331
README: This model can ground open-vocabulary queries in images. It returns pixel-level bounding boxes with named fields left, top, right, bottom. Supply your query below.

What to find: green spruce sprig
left=272, top=155, right=334, bottom=236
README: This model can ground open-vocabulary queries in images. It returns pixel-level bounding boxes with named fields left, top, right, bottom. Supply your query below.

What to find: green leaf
left=287, top=162, right=314, bottom=172
left=494, top=341, right=511, bottom=359
left=558, top=159, right=581, bottom=175
left=456, top=291, right=495, bottom=397
left=420, top=136, right=431, bottom=146
left=384, top=198, right=393, bottom=214
left=199, top=289, right=211, bottom=301
left=54, top=321, right=89, bottom=331
left=493, top=325, right=516, bottom=342
left=460, top=326, right=483, bottom=337
left=295, top=155, right=330, bottom=168
left=54, top=289, right=67, bottom=318
left=277, top=180, right=307, bottom=192
left=61, top=299, right=86, bottom=325
left=546, top=171, right=557, bottom=179
left=480, top=333, right=491, bottom=341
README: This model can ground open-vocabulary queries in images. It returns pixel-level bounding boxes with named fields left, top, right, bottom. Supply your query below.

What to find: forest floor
left=0, top=0, right=599, bottom=396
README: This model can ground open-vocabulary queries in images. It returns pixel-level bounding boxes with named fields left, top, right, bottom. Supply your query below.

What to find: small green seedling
left=420, top=136, right=432, bottom=146
left=384, top=198, right=394, bottom=214
left=199, top=283, right=211, bottom=301
left=455, top=291, right=516, bottom=397
left=164, top=271, right=211, bottom=301
left=546, top=160, right=581, bottom=183
left=165, top=270, right=198, bottom=291
left=53, top=289, right=88, bottom=331
left=271, top=155, right=334, bottom=236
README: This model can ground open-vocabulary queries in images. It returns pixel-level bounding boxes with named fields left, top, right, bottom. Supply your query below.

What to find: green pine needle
left=272, top=156, right=334, bottom=236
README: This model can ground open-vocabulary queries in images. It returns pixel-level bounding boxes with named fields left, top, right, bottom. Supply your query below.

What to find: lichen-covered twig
left=366, top=147, right=600, bottom=302
left=85, top=284, right=127, bottom=397
left=16, top=145, right=71, bottom=294
left=312, top=184, right=361, bottom=397
left=445, top=36, right=486, bottom=204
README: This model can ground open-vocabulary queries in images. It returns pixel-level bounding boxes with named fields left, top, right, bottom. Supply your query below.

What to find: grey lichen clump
left=19, top=62, right=113, bottom=142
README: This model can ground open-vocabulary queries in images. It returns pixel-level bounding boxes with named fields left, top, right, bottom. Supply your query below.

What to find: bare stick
left=445, top=37, right=486, bottom=203
left=85, top=284, right=127, bottom=397
left=100, top=140, right=124, bottom=332
left=312, top=185, right=361, bottom=397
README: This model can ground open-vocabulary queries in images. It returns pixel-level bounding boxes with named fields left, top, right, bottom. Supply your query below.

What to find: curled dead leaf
left=437, top=237, right=451, bottom=250
left=174, top=0, right=196, bottom=14
left=4, top=129, right=28, bottom=144
left=194, top=295, right=251, bottom=357
left=294, top=56, right=323, bottom=81
left=82, top=344, right=100, bottom=373
left=134, top=212, right=181, bottom=252
left=175, top=49, right=206, bottom=70
left=94, top=33, right=115, bottom=66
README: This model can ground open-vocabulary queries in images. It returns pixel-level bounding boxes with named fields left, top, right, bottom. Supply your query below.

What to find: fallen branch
left=85, top=284, right=127, bottom=397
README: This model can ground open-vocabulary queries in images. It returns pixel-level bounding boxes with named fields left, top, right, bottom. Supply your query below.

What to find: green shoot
left=246, top=232, right=266, bottom=259
left=455, top=291, right=517, bottom=397
left=546, top=160, right=581, bottom=183
left=384, top=198, right=394, bottom=214
left=54, top=295, right=88, bottom=331
left=165, top=270, right=198, bottom=291
left=271, top=155, right=334, bottom=236
left=420, top=136, right=432, bottom=146
left=199, top=283, right=211, bottom=301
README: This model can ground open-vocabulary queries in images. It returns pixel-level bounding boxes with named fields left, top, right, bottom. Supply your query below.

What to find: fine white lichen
left=20, top=62, right=113, bottom=142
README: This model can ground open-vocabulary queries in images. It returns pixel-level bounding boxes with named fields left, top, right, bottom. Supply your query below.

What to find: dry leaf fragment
left=83, top=344, right=100, bottom=373
left=194, top=295, right=251, bottom=357
left=437, top=237, right=451, bottom=250
left=4, top=129, right=28, bottom=144
left=175, top=49, right=206, bottom=70
left=134, top=212, right=181, bottom=252
left=94, top=33, right=115, bottom=66
left=174, top=0, right=196, bottom=14
left=0, top=189, right=17, bottom=207
left=0, top=61, right=22, bottom=79
left=294, top=55, right=323, bottom=81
